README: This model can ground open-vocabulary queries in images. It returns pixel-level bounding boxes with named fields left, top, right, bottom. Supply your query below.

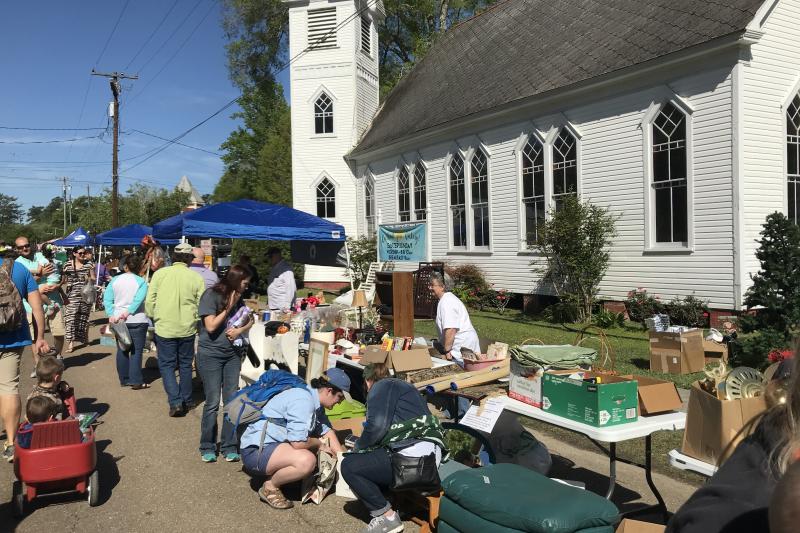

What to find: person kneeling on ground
left=342, top=363, right=449, bottom=533
left=240, top=368, right=348, bottom=510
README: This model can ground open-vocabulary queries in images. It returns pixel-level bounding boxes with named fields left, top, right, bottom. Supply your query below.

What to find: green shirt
left=145, top=263, right=205, bottom=339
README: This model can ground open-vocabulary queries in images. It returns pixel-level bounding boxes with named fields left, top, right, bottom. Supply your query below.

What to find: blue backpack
left=224, top=369, right=307, bottom=440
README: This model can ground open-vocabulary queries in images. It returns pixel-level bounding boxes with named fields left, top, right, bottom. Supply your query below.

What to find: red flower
left=768, top=349, right=794, bottom=363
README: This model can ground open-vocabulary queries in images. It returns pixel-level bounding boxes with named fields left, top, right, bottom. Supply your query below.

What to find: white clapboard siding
left=363, top=66, right=738, bottom=308
left=740, top=0, right=800, bottom=302
left=287, top=0, right=380, bottom=282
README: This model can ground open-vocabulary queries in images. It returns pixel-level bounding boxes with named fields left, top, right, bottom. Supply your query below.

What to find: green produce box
left=541, top=372, right=638, bottom=427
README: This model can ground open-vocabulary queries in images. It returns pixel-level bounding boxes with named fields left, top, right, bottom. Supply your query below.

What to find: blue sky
left=0, top=0, right=290, bottom=214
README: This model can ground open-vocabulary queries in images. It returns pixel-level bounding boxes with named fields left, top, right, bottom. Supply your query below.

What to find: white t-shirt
left=435, top=292, right=481, bottom=363
left=267, top=260, right=297, bottom=311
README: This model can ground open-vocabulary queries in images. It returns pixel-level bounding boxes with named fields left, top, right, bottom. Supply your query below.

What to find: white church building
left=287, top=0, right=800, bottom=319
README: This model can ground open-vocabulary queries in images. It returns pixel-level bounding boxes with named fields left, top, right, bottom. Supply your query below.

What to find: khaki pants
left=0, top=347, right=23, bottom=395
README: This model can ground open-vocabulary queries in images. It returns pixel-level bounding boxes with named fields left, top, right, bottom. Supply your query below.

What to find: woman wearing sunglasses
left=61, top=246, right=96, bottom=353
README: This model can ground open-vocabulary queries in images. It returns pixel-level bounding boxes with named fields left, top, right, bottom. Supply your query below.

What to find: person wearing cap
left=239, top=368, right=349, bottom=510
left=145, top=242, right=205, bottom=417
left=265, top=247, right=296, bottom=313
left=342, top=362, right=448, bottom=533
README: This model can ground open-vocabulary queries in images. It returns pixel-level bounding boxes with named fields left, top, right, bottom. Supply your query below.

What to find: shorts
left=0, top=348, right=23, bottom=395
left=48, top=307, right=65, bottom=337
left=242, top=443, right=282, bottom=475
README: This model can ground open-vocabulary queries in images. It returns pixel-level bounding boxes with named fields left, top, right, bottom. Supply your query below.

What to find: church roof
left=352, top=0, right=765, bottom=156
left=177, top=175, right=204, bottom=205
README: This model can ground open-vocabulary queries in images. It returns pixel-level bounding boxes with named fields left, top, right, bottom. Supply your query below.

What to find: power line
left=95, top=0, right=132, bottom=67
left=0, top=126, right=106, bottom=132
left=121, top=0, right=380, bottom=173
left=132, top=0, right=204, bottom=74
left=124, top=0, right=181, bottom=70
left=126, top=0, right=216, bottom=105
left=0, top=133, right=104, bottom=145
left=128, top=129, right=220, bottom=155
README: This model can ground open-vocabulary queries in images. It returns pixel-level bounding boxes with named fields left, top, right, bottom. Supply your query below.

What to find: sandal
left=130, top=384, right=150, bottom=390
left=258, top=486, right=293, bottom=509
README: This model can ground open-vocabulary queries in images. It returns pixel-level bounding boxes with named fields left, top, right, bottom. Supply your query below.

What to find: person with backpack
left=237, top=368, right=349, bottom=510
left=197, top=265, right=254, bottom=463
left=0, top=244, right=50, bottom=462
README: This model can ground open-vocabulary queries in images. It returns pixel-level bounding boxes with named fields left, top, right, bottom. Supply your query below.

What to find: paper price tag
left=459, top=398, right=505, bottom=433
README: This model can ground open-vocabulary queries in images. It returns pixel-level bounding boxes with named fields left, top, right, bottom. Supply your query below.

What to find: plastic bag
left=81, top=282, right=97, bottom=305
left=110, top=320, right=133, bottom=351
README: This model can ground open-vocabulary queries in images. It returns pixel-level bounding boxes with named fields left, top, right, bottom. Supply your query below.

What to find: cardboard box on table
left=649, top=329, right=705, bottom=374
left=681, top=381, right=767, bottom=464
left=509, top=365, right=582, bottom=408
left=542, top=372, right=639, bottom=427
left=616, top=518, right=665, bottom=533
left=622, top=375, right=683, bottom=416
left=702, top=339, right=729, bottom=365
left=360, top=344, right=433, bottom=372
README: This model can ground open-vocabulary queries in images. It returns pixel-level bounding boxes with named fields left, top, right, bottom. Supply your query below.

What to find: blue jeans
left=116, top=322, right=148, bottom=386
left=341, top=448, right=393, bottom=516
left=196, top=347, right=241, bottom=455
left=155, top=334, right=195, bottom=408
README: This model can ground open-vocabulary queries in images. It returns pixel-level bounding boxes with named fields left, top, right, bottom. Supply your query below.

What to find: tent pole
left=344, top=240, right=353, bottom=290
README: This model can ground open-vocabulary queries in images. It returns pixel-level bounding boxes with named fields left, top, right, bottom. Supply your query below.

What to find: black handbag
left=390, top=452, right=440, bottom=492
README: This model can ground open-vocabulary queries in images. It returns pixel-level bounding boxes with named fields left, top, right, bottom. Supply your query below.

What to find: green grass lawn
left=414, top=308, right=707, bottom=388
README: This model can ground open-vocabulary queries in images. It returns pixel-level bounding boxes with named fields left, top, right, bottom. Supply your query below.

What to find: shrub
left=445, top=263, right=491, bottom=309
left=593, top=309, right=625, bottom=329
left=730, top=329, right=788, bottom=370
left=665, top=295, right=709, bottom=328
left=542, top=301, right=579, bottom=324
left=534, top=195, right=617, bottom=323
left=624, top=288, right=663, bottom=324
left=346, top=235, right=377, bottom=288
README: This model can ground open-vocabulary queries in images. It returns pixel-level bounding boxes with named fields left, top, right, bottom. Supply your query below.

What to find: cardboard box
left=330, top=416, right=366, bottom=437
left=623, top=375, right=683, bottom=416
left=508, top=359, right=543, bottom=407
left=649, top=329, right=705, bottom=374
left=616, top=519, right=665, bottom=533
left=681, top=381, right=767, bottom=464
left=703, top=339, right=728, bottom=364
left=361, top=344, right=433, bottom=372
left=542, top=372, right=639, bottom=427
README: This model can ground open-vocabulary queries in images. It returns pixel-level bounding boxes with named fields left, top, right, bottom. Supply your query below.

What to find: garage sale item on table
left=681, top=380, right=767, bottom=464
left=648, top=328, right=705, bottom=374
left=509, top=344, right=597, bottom=407
left=360, top=344, right=433, bottom=373
left=542, top=371, right=639, bottom=427
left=622, top=375, right=682, bottom=416
left=439, top=463, right=620, bottom=533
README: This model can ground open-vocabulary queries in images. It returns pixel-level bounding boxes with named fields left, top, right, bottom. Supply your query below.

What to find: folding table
left=501, top=396, right=685, bottom=522
left=668, top=449, right=717, bottom=477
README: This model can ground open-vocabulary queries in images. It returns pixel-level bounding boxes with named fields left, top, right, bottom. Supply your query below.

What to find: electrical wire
left=132, top=0, right=204, bottom=74
left=126, top=0, right=216, bottom=105
left=124, top=0, right=181, bottom=70
left=0, top=134, right=104, bottom=145
left=127, top=129, right=220, bottom=155
left=95, top=0, right=133, bottom=67
left=0, top=126, right=106, bottom=132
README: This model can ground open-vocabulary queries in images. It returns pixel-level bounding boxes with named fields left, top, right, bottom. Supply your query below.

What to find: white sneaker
left=360, top=513, right=404, bottom=533
left=30, top=371, right=36, bottom=379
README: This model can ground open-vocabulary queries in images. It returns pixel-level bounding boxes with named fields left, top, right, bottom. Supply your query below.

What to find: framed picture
left=307, top=338, right=330, bottom=384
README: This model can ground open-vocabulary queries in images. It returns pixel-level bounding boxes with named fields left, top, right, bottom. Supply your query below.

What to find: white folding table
left=501, top=396, right=686, bottom=522
left=668, top=449, right=717, bottom=477
left=328, top=353, right=453, bottom=371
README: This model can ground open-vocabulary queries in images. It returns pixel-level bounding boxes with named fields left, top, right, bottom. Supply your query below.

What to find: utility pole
left=91, top=69, right=138, bottom=227
left=61, top=176, right=69, bottom=234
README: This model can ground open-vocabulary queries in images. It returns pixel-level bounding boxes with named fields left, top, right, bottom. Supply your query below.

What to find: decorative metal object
left=723, top=366, right=765, bottom=400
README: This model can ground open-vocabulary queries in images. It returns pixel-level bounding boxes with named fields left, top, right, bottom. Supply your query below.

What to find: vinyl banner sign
left=378, top=223, right=427, bottom=262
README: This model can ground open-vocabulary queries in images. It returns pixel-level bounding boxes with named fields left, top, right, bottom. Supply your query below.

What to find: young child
left=27, top=356, right=72, bottom=419
left=37, top=243, right=64, bottom=319
left=16, top=396, right=59, bottom=449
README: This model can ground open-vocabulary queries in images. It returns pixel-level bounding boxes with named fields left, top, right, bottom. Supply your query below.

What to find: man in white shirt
left=266, top=247, right=296, bottom=312
left=430, top=272, right=480, bottom=365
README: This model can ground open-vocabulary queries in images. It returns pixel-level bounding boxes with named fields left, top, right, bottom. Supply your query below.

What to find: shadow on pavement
left=65, top=351, right=110, bottom=369
left=95, top=439, right=122, bottom=505
left=76, top=397, right=110, bottom=418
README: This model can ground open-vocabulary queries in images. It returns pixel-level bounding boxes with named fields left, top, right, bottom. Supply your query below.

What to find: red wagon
left=12, top=418, right=98, bottom=516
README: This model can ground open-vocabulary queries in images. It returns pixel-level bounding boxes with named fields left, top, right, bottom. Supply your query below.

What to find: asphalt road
left=0, top=316, right=400, bottom=533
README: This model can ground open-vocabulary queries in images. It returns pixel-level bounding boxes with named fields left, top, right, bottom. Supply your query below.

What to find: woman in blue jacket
left=240, top=368, right=349, bottom=509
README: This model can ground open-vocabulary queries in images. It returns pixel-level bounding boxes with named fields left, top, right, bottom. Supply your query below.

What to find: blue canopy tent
left=151, top=200, right=347, bottom=267
left=53, top=227, right=94, bottom=247
left=152, top=212, right=190, bottom=242
left=96, top=224, right=180, bottom=246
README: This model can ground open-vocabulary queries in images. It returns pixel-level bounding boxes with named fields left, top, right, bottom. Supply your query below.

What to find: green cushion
left=441, top=464, right=619, bottom=533
left=324, top=399, right=366, bottom=420
left=439, top=498, right=525, bottom=533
